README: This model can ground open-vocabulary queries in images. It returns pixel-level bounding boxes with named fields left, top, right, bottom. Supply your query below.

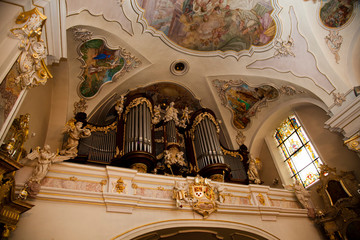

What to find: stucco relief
left=66, top=0, right=133, bottom=35
left=247, top=7, right=336, bottom=94
left=133, top=0, right=281, bottom=58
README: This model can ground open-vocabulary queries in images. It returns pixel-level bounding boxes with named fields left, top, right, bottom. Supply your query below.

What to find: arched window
left=274, top=115, right=323, bottom=188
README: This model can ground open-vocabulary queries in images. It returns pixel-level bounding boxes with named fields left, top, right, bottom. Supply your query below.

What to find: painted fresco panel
left=213, top=79, right=278, bottom=129
left=0, top=60, right=23, bottom=134
left=320, top=0, right=357, bottom=28
left=138, top=0, right=276, bottom=52
left=78, top=39, right=125, bottom=98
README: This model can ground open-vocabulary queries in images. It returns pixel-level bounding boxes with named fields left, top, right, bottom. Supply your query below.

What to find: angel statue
left=21, top=145, right=70, bottom=198
left=293, top=180, right=315, bottom=218
left=247, top=156, right=262, bottom=184
left=179, top=107, right=193, bottom=128
left=152, top=104, right=162, bottom=125
left=60, top=119, right=91, bottom=157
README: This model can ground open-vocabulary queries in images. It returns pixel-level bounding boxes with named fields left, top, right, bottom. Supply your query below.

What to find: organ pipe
left=190, top=112, right=224, bottom=171
left=123, top=97, right=153, bottom=154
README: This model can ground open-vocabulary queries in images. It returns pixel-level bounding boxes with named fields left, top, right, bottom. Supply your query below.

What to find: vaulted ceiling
left=5, top=0, right=360, bottom=151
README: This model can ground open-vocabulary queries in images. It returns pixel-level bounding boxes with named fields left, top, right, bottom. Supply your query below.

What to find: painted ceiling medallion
left=319, top=0, right=357, bottom=29
left=247, top=6, right=335, bottom=94
left=212, top=79, right=279, bottom=129
left=133, top=0, right=281, bottom=59
left=77, top=38, right=141, bottom=98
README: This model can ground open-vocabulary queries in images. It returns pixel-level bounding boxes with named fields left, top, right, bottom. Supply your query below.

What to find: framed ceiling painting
left=133, top=0, right=281, bottom=59
left=0, top=59, right=26, bottom=142
left=212, top=79, right=279, bottom=129
left=77, top=38, right=141, bottom=99
left=319, top=0, right=357, bottom=29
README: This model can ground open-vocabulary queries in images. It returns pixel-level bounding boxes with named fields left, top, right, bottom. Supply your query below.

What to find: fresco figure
left=320, top=0, right=356, bottom=28
left=140, top=0, right=276, bottom=52
left=79, top=39, right=125, bottom=98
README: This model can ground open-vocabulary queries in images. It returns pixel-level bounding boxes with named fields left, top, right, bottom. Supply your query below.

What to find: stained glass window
left=274, top=115, right=323, bottom=188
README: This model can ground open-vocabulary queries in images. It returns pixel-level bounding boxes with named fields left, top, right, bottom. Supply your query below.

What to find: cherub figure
left=293, top=180, right=315, bottom=218
left=22, top=145, right=70, bottom=198
left=61, top=120, right=91, bottom=157
left=152, top=104, right=162, bottom=125
left=173, top=181, right=189, bottom=208
left=179, top=107, right=193, bottom=128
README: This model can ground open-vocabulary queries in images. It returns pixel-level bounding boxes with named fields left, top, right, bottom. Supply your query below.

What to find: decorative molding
left=71, top=27, right=93, bottom=42
left=344, top=132, right=360, bottom=153
left=279, top=85, right=305, bottom=96
left=131, top=0, right=282, bottom=59
left=66, top=0, right=133, bottom=36
left=10, top=8, right=52, bottom=90
left=247, top=6, right=335, bottom=94
left=332, top=92, right=346, bottom=106
left=324, top=96, right=360, bottom=138
left=73, top=98, right=88, bottom=115
left=236, top=130, right=246, bottom=146
left=273, top=36, right=295, bottom=57
left=325, top=31, right=343, bottom=64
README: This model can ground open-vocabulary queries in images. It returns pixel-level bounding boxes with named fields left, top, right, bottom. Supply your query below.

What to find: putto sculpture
left=60, top=119, right=91, bottom=158
left=21, top=145, right=70, bottom=198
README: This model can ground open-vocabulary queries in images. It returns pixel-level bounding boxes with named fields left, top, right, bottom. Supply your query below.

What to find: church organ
left=76, top=85, right=248, bottom=183
left=188, top=110, right=230, bottom=181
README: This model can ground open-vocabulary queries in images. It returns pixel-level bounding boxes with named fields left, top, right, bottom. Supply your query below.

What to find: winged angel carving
left=21, top=145, right=70, bottom=198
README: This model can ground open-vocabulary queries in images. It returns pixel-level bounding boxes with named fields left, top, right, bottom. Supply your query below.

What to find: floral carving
left=332, top=92, right=346, bottom=106
left=73, top=98, right=88, bottom=115
left=274, top=36, right=295, bottom=57
left=10, top=8, right=52, bottom=89
left=72, top=27, right=93, bottom=42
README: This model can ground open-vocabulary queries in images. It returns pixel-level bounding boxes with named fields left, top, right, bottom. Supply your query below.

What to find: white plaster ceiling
left=25, top=0, right=360, bottom=148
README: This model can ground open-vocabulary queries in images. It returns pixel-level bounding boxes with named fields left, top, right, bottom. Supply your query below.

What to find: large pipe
left=139, top=103, right=143, bottom=151
left=197, top=121, right=208, bottom=169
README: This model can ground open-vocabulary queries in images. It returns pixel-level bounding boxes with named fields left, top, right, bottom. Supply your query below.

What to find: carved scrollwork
left=190, top=112, right=220, bottom=139
left=124, top=97, right=153, bottom=122
left=10, top=8, right=52, bottom=89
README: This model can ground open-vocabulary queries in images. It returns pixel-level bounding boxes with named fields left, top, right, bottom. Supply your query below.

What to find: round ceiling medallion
left=170, top=60, right=189, bottom=76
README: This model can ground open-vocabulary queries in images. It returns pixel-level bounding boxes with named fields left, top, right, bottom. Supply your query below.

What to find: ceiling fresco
left=247, top=7, right=336, bottom=94
left=212, top=79, right=279, bottom=129
left=77, top=38, right=141, bottom=98
left=320, top=0, right=357, bottom=28
left=135, top=0, right=280, bottom=57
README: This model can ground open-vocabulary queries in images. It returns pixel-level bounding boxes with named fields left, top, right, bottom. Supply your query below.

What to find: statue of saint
left=164, top=102, right=179, bottom=125
left=247, top=156, right=262, bottom=184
